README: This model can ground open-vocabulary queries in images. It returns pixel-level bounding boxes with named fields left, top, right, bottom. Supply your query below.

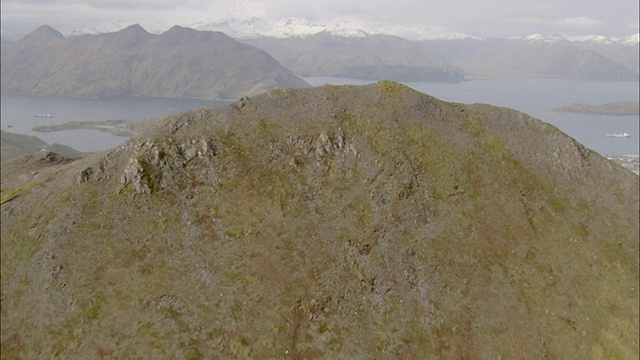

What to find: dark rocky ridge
left=0, top=25, right=310, bottom=100
left=1, top=82, right=638, bottom=358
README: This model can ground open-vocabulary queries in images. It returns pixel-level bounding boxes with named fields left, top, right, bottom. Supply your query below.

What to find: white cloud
left=507, top=17, right=552, bottom=25
left=556, top=16, right=604, bottom=28
left=508, top=16, right=604, bottom=29
left=227, top=1, right=267, bottom=19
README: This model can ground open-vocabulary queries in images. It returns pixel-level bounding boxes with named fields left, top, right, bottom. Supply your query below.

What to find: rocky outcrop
left=117, top=137, right=219, bottom=195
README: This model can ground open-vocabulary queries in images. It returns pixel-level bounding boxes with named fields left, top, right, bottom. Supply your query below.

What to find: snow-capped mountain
left=377, top=25, right=479, bottom=41
left=524, top=33, right=639, bottom=45
left=61, top=17, right=639, bottom=45
left=189, top=17, right=371, bottom=38
left=188, top=17, right=481, bottom=40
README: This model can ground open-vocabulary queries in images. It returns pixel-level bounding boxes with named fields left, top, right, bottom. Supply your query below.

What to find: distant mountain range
left=418, top=37, right=639, bottom=81
left=523, top=33, right=639, bottom=46
left=58, top=18, right=639, bottom=82
left=241, top=33, right=464, bottom=82
left=0, top=24, right=309, bottom=100
left=64, top=19, right=466, bottom=83
left=2, top=20, right=637, bottom=97
left=63, top=17, right=640, bottom=44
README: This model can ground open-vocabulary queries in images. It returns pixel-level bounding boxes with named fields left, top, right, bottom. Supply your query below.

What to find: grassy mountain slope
left=242, top=34, right=464, bottom=82
left=0, top=25, right=310, bottom=100
left=1, top=82, right=638, bottom=358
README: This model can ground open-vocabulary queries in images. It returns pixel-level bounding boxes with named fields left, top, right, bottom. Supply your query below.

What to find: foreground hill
left=419, top=38, right=639, bottom=81
left=0, top=25, right=309, bottom=100
left=1, top=82, right=638, bottom=358
left=242, top=33, right=464, bottom=82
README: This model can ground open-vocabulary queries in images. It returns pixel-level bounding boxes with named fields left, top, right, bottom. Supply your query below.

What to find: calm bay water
left=1, top=78, right=639, bottom=155
left=0, top=95, right=228, bottom=152
left=305, top=77, right=640, bottom=156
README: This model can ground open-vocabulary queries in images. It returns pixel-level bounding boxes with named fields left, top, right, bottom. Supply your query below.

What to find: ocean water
left=305, top=77, right=640, bottom=156
left=1, top=78, right=638, bottom=155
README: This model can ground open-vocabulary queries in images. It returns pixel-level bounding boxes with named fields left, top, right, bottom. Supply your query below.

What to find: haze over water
left=1, top=78, right=638, bottom=156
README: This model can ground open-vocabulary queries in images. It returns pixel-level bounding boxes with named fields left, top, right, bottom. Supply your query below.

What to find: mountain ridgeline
left=242, top=33, right=465, bottom=82
left=1, top=83, right=638, bottom=358
left=0, top=25, right=310, bottom=100
left=418, top=37, right=639, bottom=81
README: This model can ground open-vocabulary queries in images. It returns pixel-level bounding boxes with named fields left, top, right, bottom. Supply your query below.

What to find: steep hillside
left=0, top=25, right=310, bottom=100
left=242, top=33, right=464, bottom=82
left=1, top=82, right=638, bottom=358
left=419, top=38, right=639, bottom=81
left=574, top=42, right=639, bottom=75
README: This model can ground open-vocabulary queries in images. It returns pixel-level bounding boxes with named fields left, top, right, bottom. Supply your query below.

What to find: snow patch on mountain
left=189, top=17, right=371, bottom=38
left=524, top=32, right=639, bottom=45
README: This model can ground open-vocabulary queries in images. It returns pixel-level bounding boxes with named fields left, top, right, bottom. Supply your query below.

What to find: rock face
left=1, top=82, right=638, bottom=358
left=0, top=25, right=310, bottom=100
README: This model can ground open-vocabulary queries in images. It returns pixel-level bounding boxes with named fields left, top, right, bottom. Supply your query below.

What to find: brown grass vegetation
left=1, top=82, right=638, bottom=358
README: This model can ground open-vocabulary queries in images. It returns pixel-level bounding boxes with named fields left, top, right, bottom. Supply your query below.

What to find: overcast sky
left=1, top=0, right=638, bottom=38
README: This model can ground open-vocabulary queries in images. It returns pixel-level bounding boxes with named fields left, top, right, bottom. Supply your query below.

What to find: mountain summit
left=1, top=82, right=637, bottom=358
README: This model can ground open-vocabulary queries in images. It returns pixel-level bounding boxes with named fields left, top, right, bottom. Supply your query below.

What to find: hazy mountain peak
left=67, top=20, right=166, bottom=37
left=165, top=24, right=191, bottom=32
left=100, top=23, right=152, bottom=47
left=162, top=25, right=205, bottom=37
left=117, top=23, right=149, bottom=35
left=23, top=25, right=65, bottom=42
left=158, top=25, right=233, bottom=44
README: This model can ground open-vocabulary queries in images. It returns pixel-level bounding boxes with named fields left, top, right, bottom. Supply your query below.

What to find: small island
left=32, top=118, right=162, bottom=137
left=548, top=101, right=639, bottom=116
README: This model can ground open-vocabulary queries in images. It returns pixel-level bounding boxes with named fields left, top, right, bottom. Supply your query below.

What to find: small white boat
left=34, top=113, right=53, bottom=118
left=606, top=132, right=630, bottom=138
